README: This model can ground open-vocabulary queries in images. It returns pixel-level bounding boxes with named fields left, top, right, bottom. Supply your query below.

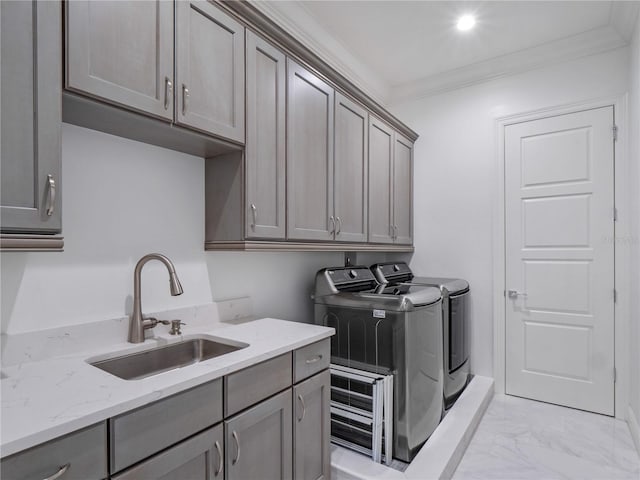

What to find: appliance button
left=393, top=264, right=400, bottom=272
left=348, top=269, right=358, bottom=279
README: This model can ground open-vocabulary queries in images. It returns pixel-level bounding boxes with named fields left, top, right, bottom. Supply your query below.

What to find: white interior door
left=505, top=106, right=615, bottom=415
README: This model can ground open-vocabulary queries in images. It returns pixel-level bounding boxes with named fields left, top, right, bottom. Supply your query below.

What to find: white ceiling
left=253, top=1, right=640, bottom=105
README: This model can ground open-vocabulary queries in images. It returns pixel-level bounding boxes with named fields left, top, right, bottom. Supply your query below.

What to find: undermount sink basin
left=89, top=338, right=248, bottom=380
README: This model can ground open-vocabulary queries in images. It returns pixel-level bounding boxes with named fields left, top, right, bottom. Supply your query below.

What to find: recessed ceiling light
left=457, top=14, right=476, bottom=32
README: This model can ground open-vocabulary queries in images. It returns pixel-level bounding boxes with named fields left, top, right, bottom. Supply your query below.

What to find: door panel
left=245, top=32, right=286, bottom=239
left=286, top=60, right=334, bottom=241
left=393, top=133, right=413, bottom=244
left=368, top=117, right=394, bottom=244
left=334, top=92, right=368, bottom=243
left=505, top=106, right=614, bottom=415
left=176, top=1, right=244, bottom=142
left=66, top=0, right=173, bottom=120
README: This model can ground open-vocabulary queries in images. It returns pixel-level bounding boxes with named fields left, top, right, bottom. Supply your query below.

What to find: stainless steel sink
left=89, top=338, right=247, bottom=380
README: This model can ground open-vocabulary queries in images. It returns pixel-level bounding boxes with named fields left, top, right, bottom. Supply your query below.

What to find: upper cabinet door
left=287, top=60, right=334, bottom=241
left=245, top=32, right=286, bottom=240
left=66, top=1, right=174, bottom=121
left=176, top=1, right=245, bottom=143
left=1, top=1, right=61, bottom=233
left=393, top=133, right=413, bottom=245
left=334, top=93, right=368, bottom=243
left=368, top=117, right=394, bottom=244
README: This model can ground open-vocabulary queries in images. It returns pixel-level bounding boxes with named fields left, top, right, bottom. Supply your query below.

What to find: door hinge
left=613, top=289, right=617, bottom=303
left=613, top=207, right=618, bottom=222
left=612, top=125, right=618, bottom=141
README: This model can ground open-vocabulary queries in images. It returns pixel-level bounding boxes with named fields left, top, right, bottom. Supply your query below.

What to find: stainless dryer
left=372, top=262, right=470, bottom=407
left=314, top=266, right=444, bottom=462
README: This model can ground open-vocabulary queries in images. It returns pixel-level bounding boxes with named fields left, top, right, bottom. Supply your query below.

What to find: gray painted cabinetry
left=65, top=0, right=245, bottom=144
left=369, top=117, right=414, bottom=245
left=0, top=0, right=62, bottom=236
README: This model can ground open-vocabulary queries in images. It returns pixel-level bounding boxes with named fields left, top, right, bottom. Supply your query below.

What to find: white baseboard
left=628, top=405, right=640, bottom=456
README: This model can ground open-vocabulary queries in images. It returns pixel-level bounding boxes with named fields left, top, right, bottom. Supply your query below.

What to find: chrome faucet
left=128, top=253, right=184, bottom=343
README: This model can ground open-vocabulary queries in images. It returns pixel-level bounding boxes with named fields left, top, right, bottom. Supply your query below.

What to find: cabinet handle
left=394, top=225, right=398, bottom=239
left=46, top=174, right=56, bottom=216
left=336, top=216, right=341, bottom=235
left=305, top=354, right=323, bottom=364
left=250, top=203, right=257, bottom=230
left=182, top=85, right=189, bottom=115
left=297, top=393, right=306, bottom=422
left=231, top=431, right=240, bottom=465
left=164, top=77, right=172, bottom=111
left=214, top=440, right=223, bottom=476
left=43, top=463, right=70, bottom=480
left=329, top=216, right=335, bottom=234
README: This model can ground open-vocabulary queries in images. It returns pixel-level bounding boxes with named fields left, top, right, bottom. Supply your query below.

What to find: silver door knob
left=507, top=290, right=527, bottom=299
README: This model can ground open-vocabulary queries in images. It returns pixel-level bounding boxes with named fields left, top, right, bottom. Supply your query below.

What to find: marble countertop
left=0, top=316, right=333, bottom=458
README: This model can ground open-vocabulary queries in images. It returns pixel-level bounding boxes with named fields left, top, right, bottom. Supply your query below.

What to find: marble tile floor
left=452, top=394, right=640, bottom=480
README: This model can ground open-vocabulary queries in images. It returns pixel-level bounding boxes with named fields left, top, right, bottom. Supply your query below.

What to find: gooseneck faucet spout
left=128, top=253, right=184, bottom=343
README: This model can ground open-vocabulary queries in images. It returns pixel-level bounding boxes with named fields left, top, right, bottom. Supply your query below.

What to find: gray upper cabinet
left=176, top=1, right=245, bottom=143
left=1, top=0, right=61, bottom=234
left=245, top=31, right=286, bottom=239
left=393, top=133, right=414, bottom=245
left=287, top=59, right=335, bottom=241
left=65, top=0, right=174, bottom=121
left=294, top=371, right=331, bottom=480
left=368, top=117, right=394, bottom=244
left=225, top=389, right=293, bottom=480
left=334, top=92, right=369, bottom=243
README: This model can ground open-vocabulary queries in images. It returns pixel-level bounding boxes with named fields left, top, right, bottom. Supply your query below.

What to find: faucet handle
left=169, top=319, right=186, bottom=335
left=144, top=317, right=171, bottom=329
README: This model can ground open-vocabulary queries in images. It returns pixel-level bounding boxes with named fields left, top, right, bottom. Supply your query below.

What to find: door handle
left=214, top=440, right=223, bottom=476
left=297, top=393, right=306, bottom=422
left=164, top=77, right=172, bottom=110
left=231, top=431, right=240, bottom=465
left=336, top=216, right=341, bottom=235
left=507, top=290, right=527, bottom=299
left=46, top=174, right=56, bottom=216
left=250, top=203, right=257, bottom=230
left=182, top=84, right=189, bottom=115
left=329, top=216, right=335, bottom=234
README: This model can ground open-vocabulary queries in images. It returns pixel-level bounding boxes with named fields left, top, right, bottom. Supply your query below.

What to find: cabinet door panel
left=294, top=371, right=330, bottom=480
left=66, top=0, right=173, bottom=120
left=393, top=133, right=413, bottom=245
left=113, top=424, right=223, bottom=480
left=1, top=0, right=61, bottom=233
left=176, top=1, right=244, bottom=143
left=287, top=60, right=334, bottom=241
left=368, top=117, right=394, bottom=244
left=225, top=389, right=292, bottom=480
left=245, top=32, right=286, bottom=239
left=334, top=92, right=368, bottom=243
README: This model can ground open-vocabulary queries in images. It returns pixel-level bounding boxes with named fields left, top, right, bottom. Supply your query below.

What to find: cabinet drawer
left=112, top=424, right=223, bottom=480
left=294, top=339, right=330, bottom=383
left=225, top=353, right=292, bottom=416
left=1, top=422, right=107, bottom=480
left=110, top=378, right=222, bottom=473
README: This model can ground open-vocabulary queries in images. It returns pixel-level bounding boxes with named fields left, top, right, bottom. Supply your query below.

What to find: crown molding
left=609, top=2, right=640, bottom=42
left=389, top=25, right=628, bottom=106
left=249, top=0, right=391, bottom=106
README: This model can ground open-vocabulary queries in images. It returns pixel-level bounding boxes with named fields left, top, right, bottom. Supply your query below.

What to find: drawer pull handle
left=46, top=174, right=56, bottom=216
left=297, top=393, right=306, bottom=422
left=232, top=431, right=240, bottom=465
left=305, top=354, right=323, bottom=364
left=43, top=463, right=70, bottom=480
left=214, top=440, right=223, bottom=476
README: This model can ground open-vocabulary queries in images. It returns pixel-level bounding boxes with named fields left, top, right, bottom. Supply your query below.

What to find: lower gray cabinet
left=112, top=424, right=223, bottom=480
left=0, top=422, right=107, bottom=480
left=225, top=389, right=293, bottom=480
left=294, top=370, right=331, bottom=480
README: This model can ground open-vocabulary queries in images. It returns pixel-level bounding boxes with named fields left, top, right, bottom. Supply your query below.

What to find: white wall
left=391, top=47, right=630, bottom=377
left=628, top=13, right=640, bottom=438
left=1, top=124, right=394, bottom=335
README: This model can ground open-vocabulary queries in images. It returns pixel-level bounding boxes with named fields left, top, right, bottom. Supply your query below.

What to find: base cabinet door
left=112, top=424, right=224, bottom=480
left=176, top=0, right=245, bottom=142
left=1, top=0, right=61, bottom=233
left=294, top=370, right=331, bottom=480
left=225, top=389, right=293, bottom=480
